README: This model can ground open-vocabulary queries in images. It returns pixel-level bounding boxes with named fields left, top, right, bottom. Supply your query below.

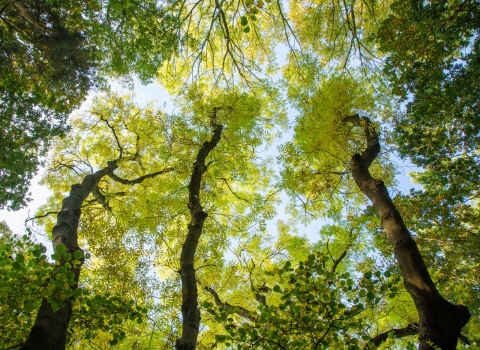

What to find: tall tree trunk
left=176, top=123, right=223, bottom=350
left=21, top=161, right=118, bottom=350
left=346, top=114, right=470, bottom=350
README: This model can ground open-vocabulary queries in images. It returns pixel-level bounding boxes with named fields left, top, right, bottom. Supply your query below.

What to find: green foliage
left=0, top=0, right=99, bottom=209
left=279, top=74, right=396, bottom=217
left=0, top=228, right=65, bottom=348
left=289, top=0, right=389, bottom=71
left=206, top=253, right=401, bottom=349
left=68, top=292, right=148, bottom=347
left=395, top=190, right=480, bottom=343
left=377, top=0, right=480, bottom=201
left=0, top=0, right=182, bottom=210
left=0, top=223, right=149, bottom=349
left=4, top=0, right=480, bottom=347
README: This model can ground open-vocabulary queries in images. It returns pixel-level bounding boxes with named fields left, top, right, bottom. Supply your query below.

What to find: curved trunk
left=176, top=124, right=223, bottom=350
left=347, top=114, right=470, bottom=349
left=21, top=161, right=118, bottom=350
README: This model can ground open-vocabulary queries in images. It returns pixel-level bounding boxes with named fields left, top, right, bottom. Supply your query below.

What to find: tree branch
left=221, top=178, right=251, bottom=204
left=330, top=229, right=355, bottom=273
left=107, top=167, right=174, bottom=185
left=366, top=323, right=418, bottom=349
left=203, top=285, right=256, bottom=322
left=10, top=0, right=58, bottom=34
left=99, top=115, right=124, bottom=160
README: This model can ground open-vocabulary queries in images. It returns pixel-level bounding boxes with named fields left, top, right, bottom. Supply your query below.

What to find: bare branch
left=221, top=178, right=251, bottom=204
left=107, top=167, right=174, bottom=185
left=366, top=323, right=418, bottom=349
left=99, top=115, right=124, bottom=160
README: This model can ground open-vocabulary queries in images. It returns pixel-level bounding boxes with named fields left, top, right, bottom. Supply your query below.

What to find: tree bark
left=176, top=124, right=223, bottom=350
left=21, top=161, right=118, bottom=350
left=367, top=323, right=418, bottom=349
left=347, top=114, right=470, bottom=350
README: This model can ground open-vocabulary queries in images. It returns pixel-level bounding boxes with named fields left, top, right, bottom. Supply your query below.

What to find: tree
left=376, top=0, right=480, bottom=202
left=278, top=71, right=473, bottom=348
left=19, top=90, right=278, bottom=348
left=0, top=0, right=181, bottom=210
left=0, top=0, right=97, bottom=209
left=375, top=1, right=480, bottom=345
left=3, top=0, right=480, bottom=349
left=347, top=114, right=470, bottom=349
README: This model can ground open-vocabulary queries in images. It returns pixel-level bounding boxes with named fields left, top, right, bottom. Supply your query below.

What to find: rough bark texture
left=176, top=124, right=223, bottom=350
left=21, top=161, right=118, bottom=350
left=347, top=114, right=470, bottom=350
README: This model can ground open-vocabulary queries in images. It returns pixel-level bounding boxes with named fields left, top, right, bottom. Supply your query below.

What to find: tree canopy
left=0, top=0, right=479, bottom=349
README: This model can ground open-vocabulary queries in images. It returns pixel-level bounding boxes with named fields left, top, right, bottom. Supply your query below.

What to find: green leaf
left=15, top=254, right=24, bottom=263
left=113, top=3, right=122, bottom=12
left=56, top=244, right=67, bottom=255
left=241, top=16, right=248, bottom=26
left=74, top=250, right=84, bottom=259
left=243, top=26, right=251, bottom=33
